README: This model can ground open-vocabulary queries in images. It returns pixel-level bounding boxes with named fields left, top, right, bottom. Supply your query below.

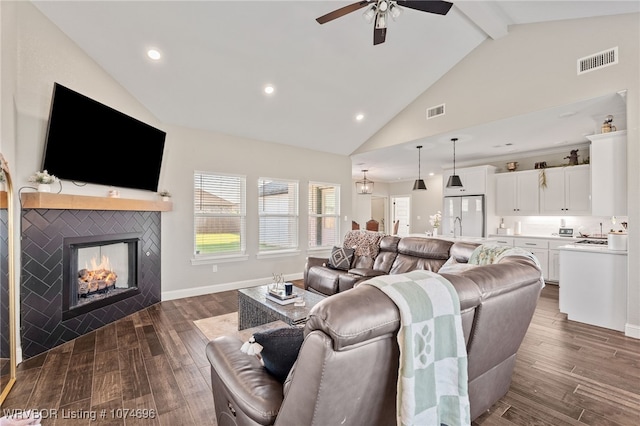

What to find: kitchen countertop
left=557, top=244, right=628, bottom=255
left=408, top=234, right=491, bottom=243
left=487, top=233, right=628, bottom=253
left=487, top=233, right=593, bottom=242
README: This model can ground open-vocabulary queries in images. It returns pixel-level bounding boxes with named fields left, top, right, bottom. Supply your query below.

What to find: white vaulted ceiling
left=31, top=1, right=639, bottom=180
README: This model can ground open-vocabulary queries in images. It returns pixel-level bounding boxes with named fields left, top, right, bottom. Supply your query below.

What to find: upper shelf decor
left=28, top=170, right=59, bottom=193
left=21, top=193, right=172, bottom=212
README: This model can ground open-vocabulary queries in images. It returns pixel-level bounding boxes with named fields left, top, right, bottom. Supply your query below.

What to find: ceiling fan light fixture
left=389, top=3, right=402, bottom=20
left=362, top=5, right=377, bottom=24
left=413, top=145, right=427, bottom=191
left=446, top=138, right=464, bottom=188
left=355, top=169, right=375, bottom=195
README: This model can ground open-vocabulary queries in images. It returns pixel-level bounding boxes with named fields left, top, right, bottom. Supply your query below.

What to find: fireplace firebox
left=62, top=233, right=142, bottom=320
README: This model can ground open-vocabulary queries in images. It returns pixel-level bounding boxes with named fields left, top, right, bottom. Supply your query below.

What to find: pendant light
left=446, top=138, right=463, bottom=188
left=355, top=169, right=374, bottom=194
left=412, top=145, right=427, bottom=191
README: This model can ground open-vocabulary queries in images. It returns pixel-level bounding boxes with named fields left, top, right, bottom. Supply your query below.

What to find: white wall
left=357, top=14, right=640, bottom=338
left=161, top=124, right=352, bottom=298
left=8, top=2, right=353, bottom=302
left=388, top=175, right=444, bottom=234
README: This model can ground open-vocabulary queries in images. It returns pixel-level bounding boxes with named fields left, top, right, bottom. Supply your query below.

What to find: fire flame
left=78, top=255, right=118, bottom=294
left=88, top=255, right=112, bottom=272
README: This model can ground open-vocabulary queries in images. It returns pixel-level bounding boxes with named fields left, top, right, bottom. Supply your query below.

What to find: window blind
left=308, top=182, right=340, bottom=249
left=194, top=172, right=246, bottom=256
left=258, top=178, right=298, bottom=252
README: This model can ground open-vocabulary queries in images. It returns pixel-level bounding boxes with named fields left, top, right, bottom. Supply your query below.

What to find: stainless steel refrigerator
left=441, top=195, right=485, bottom=238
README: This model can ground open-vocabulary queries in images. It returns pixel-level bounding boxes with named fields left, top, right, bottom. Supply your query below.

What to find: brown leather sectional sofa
left=206, top=236, right=544, bottom=425
left=304, top=235, right=479, bottom=296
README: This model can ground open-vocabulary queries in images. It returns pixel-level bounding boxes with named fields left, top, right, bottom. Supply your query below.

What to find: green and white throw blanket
left=468, top=244, right=538, bottom=267
left=362, top=270, right=470, bottom=426
left=468, top=244, right=545, bottom=288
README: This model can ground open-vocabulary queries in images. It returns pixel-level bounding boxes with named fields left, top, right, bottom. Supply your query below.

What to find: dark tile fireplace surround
left=20, top=197, right=164, bottom=359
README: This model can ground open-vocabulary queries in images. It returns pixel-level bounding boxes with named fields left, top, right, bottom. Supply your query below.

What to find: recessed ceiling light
left=147, top=49, right=161, bottom=60
left=264, top=85, right=275, bottom=95
left=355, top=113, right=365, bottom=121
left=428, top=172, right=434, bottom=176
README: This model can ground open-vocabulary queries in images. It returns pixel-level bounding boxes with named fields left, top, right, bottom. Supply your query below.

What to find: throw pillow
left=328, top=246, right=355, bottom=271
left=253, top=327, right=304, bottom=383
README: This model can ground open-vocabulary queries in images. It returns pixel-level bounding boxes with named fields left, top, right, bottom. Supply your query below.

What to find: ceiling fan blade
left=316, top=1, right=373, bottom=24
left=396, top=0, right=454, bottom=15
left=373, top=27, right=387, bottom=45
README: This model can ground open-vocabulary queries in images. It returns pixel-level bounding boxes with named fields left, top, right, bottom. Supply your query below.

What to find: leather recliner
left=206, top=253, right=544, bottom=425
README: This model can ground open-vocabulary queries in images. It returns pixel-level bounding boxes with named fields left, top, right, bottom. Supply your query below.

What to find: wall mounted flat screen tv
left=42, top=83, right=166, bottom=192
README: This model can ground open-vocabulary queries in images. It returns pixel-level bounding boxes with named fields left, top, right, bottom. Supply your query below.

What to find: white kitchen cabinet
left=559, top=246, right=627, bottom=332
left=495, top=170, right=539, bottom=215
left=443, top=165, right=496, bottom=196
left=587, top=130, right=627, bottom=216
left=547, top=240, right=567, bottom=283
left=514, top=239, right=549, bottom=280
left=539, top=165, right=590, bottom=215
left=491, top=237, right=514, bottom=247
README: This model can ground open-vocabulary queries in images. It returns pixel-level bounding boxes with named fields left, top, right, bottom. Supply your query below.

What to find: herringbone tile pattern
left=20, top=209, right=161, bottom=359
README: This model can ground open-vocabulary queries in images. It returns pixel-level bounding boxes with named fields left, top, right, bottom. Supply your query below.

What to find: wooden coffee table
left=237, top=285, right=325, bottom=330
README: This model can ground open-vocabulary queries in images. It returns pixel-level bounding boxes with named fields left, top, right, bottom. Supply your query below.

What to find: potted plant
left=158, top=189, right=171, bottom=201
left=28, top=170, right=58, bottom=192
left=429, top=211, right=442, bottom=237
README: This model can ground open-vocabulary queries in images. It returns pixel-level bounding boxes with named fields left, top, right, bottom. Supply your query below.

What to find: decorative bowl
left=506, top=162, right=519, bottom=172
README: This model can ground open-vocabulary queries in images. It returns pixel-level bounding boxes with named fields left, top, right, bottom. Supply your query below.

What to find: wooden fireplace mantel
left=21, top=192, right=172, bottom=211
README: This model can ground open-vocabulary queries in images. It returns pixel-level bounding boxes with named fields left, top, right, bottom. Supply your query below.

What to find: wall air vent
left=577, top=47, right=618, bottom=75
left=426, top=103, right=445, bottom=119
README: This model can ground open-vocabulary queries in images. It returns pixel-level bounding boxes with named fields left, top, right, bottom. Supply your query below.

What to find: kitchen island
left=558, top=243, right=628, bottom=332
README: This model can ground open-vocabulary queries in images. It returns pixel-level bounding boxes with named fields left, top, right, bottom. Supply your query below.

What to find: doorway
left=391, top=196, right=410, bottom=236
left=370, top=196, right=387, bottom=233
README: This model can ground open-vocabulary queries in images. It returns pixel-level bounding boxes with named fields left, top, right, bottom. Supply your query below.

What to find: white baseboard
left=625, top=322, right=640, bottom=339
left=161, top=272, right=304, bottom=301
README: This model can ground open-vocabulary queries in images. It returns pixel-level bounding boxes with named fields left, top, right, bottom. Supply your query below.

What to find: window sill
left=307, top=247, right=332, bottom=256
left=191, top=254, right=249, bottom=266
left=256, top=249, right=301, bottom=260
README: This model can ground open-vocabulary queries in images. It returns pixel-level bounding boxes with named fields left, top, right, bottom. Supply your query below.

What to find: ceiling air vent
left=426, top=103, right=445, bottom=119
left=577, top=47, right=618, bottom=75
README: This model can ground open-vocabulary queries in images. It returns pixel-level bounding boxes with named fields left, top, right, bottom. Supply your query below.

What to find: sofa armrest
left=304, top=256, right=328, bottom=286
left=206, top=336, right=284, bottom=425
left=348, top=268, right=387, bottom=278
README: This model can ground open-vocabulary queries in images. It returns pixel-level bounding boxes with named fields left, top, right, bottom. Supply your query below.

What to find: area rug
left=194, top=313, right=287, bottom=342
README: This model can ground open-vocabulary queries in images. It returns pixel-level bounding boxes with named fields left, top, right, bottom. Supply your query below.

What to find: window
left=258, top=178, right=298, bottom=253
left=308, top=182, right=340, bottom=249
left=194, top=172, right=246, bottom=258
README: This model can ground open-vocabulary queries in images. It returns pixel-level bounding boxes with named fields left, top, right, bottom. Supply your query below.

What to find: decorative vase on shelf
left=433, top=228, right=438, bottom=237
left=37, top=183, right=51, bottom=193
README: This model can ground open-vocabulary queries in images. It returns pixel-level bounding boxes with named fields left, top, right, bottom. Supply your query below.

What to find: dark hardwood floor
left=2, top=282, right=639, bottom=425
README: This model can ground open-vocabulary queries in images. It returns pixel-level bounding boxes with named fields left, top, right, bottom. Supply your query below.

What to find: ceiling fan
left=316, top=0, right=453, bottom=45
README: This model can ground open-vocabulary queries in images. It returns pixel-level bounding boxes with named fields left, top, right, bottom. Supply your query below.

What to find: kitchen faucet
left=453, top=216, right=462, bottom=238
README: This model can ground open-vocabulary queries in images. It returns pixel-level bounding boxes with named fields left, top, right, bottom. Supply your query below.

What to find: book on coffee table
left=266, top=294, right=298, bottom=305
